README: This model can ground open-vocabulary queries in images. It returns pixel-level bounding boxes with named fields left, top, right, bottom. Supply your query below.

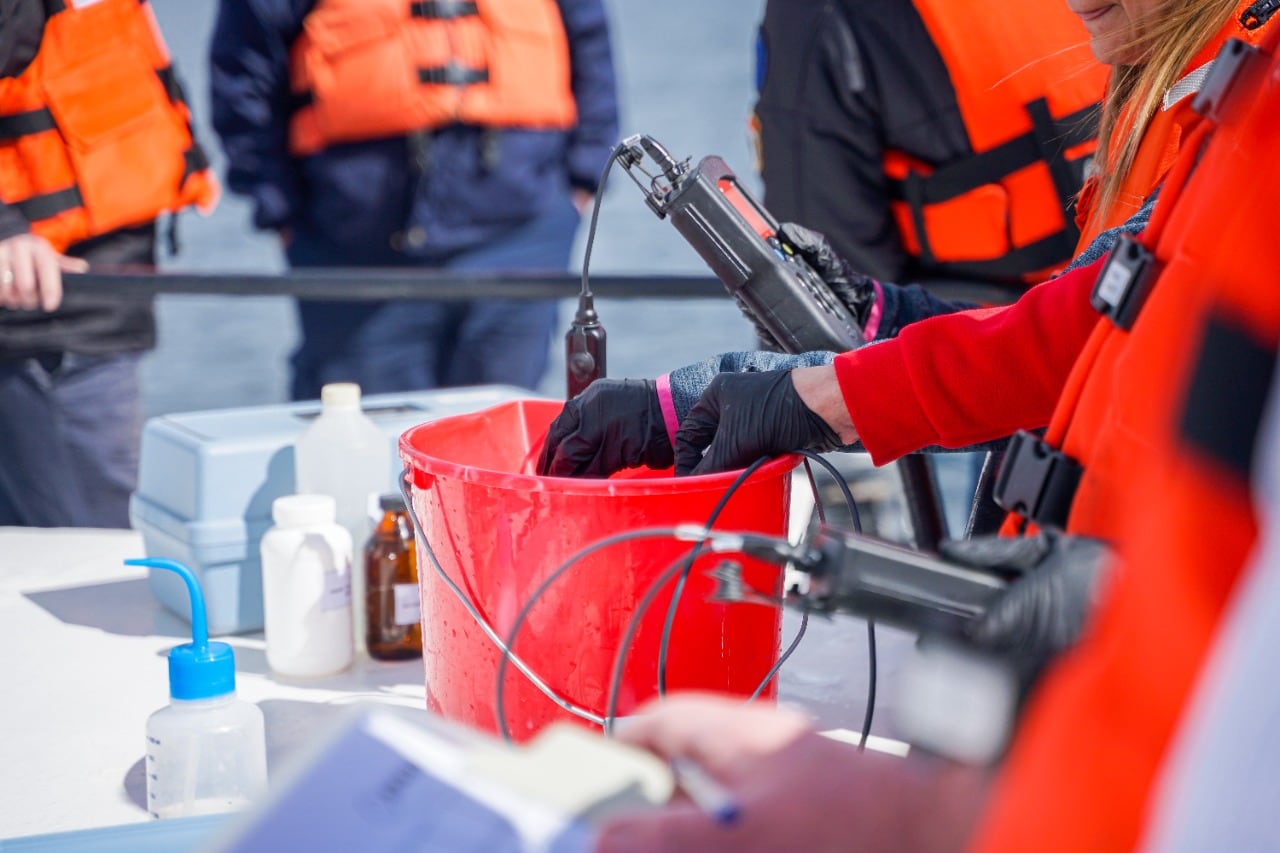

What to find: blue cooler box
left=129, top=385, right=536, bottom=635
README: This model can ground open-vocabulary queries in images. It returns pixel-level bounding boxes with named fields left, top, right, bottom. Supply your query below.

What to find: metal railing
left=64, top=267, right=1023, bottom=305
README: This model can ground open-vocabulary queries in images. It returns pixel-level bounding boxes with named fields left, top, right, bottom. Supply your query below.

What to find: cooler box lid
left=134, top=385, right=537, bottom=528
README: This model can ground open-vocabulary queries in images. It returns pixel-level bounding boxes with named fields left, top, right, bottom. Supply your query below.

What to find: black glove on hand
left=939, top=533, right=1111, bottom=689
left=778, top=222, right=878, bottom=328
left=537, top=378, right=673, bottom=478
left=674, top=369, right=841, bottom=476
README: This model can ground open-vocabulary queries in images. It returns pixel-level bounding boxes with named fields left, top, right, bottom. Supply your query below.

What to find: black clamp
left=418, top=62, right=489, bottom=86
left=1192, top=39, right=1265, bottom=121
left=409, top=0, right=479, bottom=19
left=992, top=430, right=1084, bottom=530
left=1090, top=234, right=1158, bottom=331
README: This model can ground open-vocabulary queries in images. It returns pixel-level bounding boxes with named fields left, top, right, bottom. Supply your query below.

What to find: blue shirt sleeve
left=666, top=350, right=838, bottom=423
left=208, top=0, right=313, bottom=231
left=555, top=0, right=620, bottom=193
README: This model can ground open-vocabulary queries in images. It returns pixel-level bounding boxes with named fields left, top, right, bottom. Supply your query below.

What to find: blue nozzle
left=128, top=557, right=208, bottom=650
left=127, top=558, right=235, bottom=700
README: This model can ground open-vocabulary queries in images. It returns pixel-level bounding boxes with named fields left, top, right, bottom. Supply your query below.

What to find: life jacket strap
left=14, top=185, right=83, bottom=223
left=0, top=108, right=57, bottom=144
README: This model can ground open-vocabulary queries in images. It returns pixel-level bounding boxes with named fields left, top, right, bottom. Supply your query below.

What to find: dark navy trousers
left=287, top=196, right=579, bottom=400
left=0, top=352, right=143, bottom=527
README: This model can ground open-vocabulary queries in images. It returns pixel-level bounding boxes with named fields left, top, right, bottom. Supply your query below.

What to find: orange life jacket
left=288, top=0, right=577, bottom=158
left=994, top=0, right=1274, bottom=540
left=0, top=0, right=218, bottom=253
left=883, top=0, right=1108, bottom=283
left=973, top=20, right=1280, bottom=851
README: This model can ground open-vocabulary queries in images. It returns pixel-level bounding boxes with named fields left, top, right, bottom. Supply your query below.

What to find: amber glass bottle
left=364, top=494, right=423, bottom=661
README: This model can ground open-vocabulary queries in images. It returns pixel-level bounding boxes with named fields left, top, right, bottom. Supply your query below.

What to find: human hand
left=572, top=189, right=594, bottom=215
left=596, top=693, right=983, bottom=853
left=940, top=533, right=1112, bottom=686
left=0, top=232, right=88, bottom=312
left=537, top=378, right=674, bottom=477
left=674, top=369, right=844, bottom=476
left=778, top=222, right=877, bottom=327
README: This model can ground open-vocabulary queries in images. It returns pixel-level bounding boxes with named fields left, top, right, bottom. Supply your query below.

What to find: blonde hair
left=1089, top=0, right=1238, bottom=230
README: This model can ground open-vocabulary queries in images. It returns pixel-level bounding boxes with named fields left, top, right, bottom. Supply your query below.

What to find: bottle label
left=322, top=558, right=353, bottom=611
left=393, top=583, right=421, bottom=626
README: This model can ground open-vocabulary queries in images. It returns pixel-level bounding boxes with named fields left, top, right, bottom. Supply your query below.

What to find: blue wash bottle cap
left=126, top=558, right=236, bottom=700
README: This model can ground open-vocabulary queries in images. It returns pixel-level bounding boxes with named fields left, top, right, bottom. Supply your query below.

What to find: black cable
left=579, top=142, right=629, bottom=300
left=861, top=620, right=877, bottom=752
left=794, top=450, right=861, bottom=535
left=794, top=449, right=876, bottom=749
left=655, top=457, right=772, bottom=695
left=398, top=467, right=619, bottom=733
left=492, top=524, right=714, bottom=742
left=748, top=598, right=809, bottom=702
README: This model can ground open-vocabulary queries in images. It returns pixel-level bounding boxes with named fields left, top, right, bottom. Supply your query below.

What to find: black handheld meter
left=618, top=135, right=865, bottom=354
left=800, top=524, right=1009, bottom=637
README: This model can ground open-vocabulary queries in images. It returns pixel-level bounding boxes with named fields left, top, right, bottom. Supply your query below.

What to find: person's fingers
left=537, top=407, right=581, bottom=475
left=778, top=222, right=841, bottom=280
left=614, top=694, right=811, bottom=775
left=57, top=254, right=89, bottom=273
left=689, top=445, right=725, bottom=476
left=0, top=244, right=14, bottom=309
left=36, top=245, right=64, bottom=312
left=595, top=802, right=730, bottom=853
left=549, top=433, right=610, bottom=477
left=9, top=239, right=39, bottom=311
left=673, top=408, right=716, bottom=475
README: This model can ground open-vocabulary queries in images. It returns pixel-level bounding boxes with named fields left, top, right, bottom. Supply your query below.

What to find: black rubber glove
left=674, top=369, right=842, bottom=476
left=778, top=222, right=878, bottom=328
left=939, top=533, right=1111, bottom=691
left=537, top=378, right=674, bottom=478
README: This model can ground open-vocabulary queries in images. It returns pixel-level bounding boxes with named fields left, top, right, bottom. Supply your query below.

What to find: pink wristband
left=655, top=374, right=681, bottom=445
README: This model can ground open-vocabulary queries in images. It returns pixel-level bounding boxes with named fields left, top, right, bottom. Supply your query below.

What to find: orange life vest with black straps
left=288, top=0, right=577, bottom=158
left=974, top=20, right=1280, bottom=851
left=0, top=0, right=218, bottom=254
left=883, top=0, right=1108, bottom=283
left=992, top=0, right=1276, bottom=540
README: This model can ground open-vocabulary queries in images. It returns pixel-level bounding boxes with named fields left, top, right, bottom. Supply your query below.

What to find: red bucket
left=399, top=398, right=795, bottom=741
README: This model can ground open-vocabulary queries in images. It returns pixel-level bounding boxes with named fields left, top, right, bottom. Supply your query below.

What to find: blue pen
left=670, top=757, right=740, bottom=825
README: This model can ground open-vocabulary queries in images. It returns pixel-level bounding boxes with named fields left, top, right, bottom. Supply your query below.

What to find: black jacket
left=755, top=0, right=1052, bottom=296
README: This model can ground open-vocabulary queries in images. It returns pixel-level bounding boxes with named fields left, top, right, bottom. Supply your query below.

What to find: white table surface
left=0, top=525, right=913, bottom=844
left=0, top=527, right=429, bottom=842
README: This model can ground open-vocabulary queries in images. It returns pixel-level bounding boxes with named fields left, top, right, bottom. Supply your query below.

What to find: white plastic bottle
left=295, top=382, right=390, bottom=655
left=126, top=557, right=267, bottom=820
left=260, top=494, right=355, bottom=677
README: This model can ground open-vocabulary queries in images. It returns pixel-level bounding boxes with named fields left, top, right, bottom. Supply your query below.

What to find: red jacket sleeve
left=832, top=257, right=1106, bottom=464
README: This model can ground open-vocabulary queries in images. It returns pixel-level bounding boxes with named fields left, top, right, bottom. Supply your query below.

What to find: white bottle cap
left=321, top=382, right=362, bottom=410
left=272, top=494, right=337, bottom=527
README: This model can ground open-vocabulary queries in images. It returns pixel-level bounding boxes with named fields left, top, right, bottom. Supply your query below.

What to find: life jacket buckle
left=1090, top=234, right=1158, bottom=331
left=409, top=0, right=479, bottom=20
left=992, top=430, right=1084, bottom=530
left=418, top=62, right=489, bottom=86
left=1192, top=39, right=1264, bottom=121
